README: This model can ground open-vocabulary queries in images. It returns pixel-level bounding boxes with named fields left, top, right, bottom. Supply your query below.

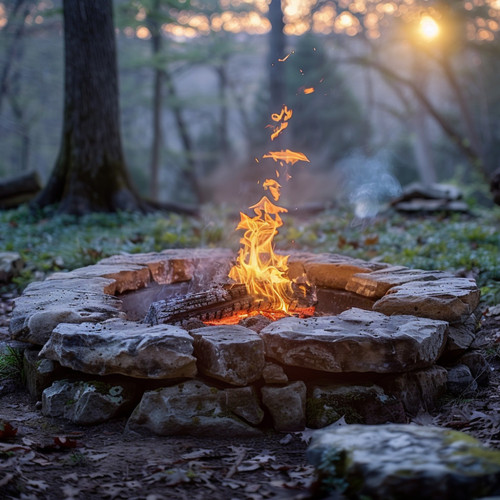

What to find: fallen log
left=145, top=282, right=316, bottom=326
left=0, top=171, right=42, bottom=209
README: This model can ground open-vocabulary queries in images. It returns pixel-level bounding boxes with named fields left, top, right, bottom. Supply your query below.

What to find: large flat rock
left=39, top=318, right=197, bottom=379
left=346, top=268, right=453, bottom=299
left=259, top=308, right=448, bottom=373
left=373, top=277, right=480, bottom=322
left=308, top=424, right=500, bottom=500
left=126, top=380, right=260, bottom=437
left=10, top=278, right=124, bottom=345
left=189, top=325, right=265, bottom=386
left=298, top=253, right=387, bottom=289
left=99, top=248, right=233, bottom=286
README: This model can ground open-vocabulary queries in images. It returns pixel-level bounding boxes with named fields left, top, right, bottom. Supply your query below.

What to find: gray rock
left=42, top=380, right=136, bottom=424
left=446, top=313, right=478, bottom=353
left=39, top=318, right=197, bottom=379
left=260, top=308, right=448, bottom=373
left=447, top=364, right=478, bottom=396
left=459, top=351, right=490, bottom=386
left=307, top=424, right=500, bottom=500
left=261, top=381, right=306, bottom=432
left=381, top=366, right=448, bottom=415
left=99, top=248, right=233, bottom=286
left=262, top=361, right=288, bottom=384
left=126, top=380, right=260, bottom=437
left=301, top=253, right=386, bottom=289
left=23, top=349, right=67, bottom=401
left=10, top=278, right=124, bottom=345
left=225, top=386, right=264, bottom=425
left=47, top=263, right=151, bottom=294
left=346, top=268, right=453, bottom=299
left=0, top=252, right=23, bottom=283
left=373, top=277, right=480, bottom=323
left=189, top=325, right=265, bottom=386
left=306, top=383, right=406, bottom=428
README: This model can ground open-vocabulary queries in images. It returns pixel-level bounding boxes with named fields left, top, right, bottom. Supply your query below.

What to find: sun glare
left=419, top=15, right=439, bottom=39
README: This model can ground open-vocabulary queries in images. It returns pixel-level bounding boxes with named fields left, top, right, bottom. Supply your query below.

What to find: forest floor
left=1, top=287, right=500, bottom=499
left=1, top=206, right=500, bottom=499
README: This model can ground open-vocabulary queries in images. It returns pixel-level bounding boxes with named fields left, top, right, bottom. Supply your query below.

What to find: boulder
left=10, top=277, right=124, bottom=345
left=447, top=364, right=478, bottom=396
left=99, top=248, right=233, bottom=286
left=445, top=314, right=478, bottom=353
left=39, top=319, right=197, bottom=379
left=47, top=263, right=151, bottom=294
left=373, top=277, right=480, bottom=323
left=306, top=383, right=406, bottom=428
left=23, top=349, right=67, bottom=401
left=0, top=252, right=23, bottom=283
left=380, top=365, right=448, bottom=415
left=42, top=380, right=137, bottom=425
left=458, top=351, right=490, bottom=386
left=259, top=308, right=448, bottom=373
left=126, top=380, right=260, bottom=437
left=262, top=361, right=288, bottom=384
left=295, top=253, right=386, bottom=290
left=346, top=268, right=453, bottom=299
left=261, top=381, right=307, bottom=432
left=189, top=325, right=265, bottom=386
left=225, top=386, right=264, bottom=425
left=307, top=424, right=500, bottom=500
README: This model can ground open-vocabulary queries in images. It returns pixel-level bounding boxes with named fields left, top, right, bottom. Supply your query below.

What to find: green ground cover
left=1, top=205, right=499, bottom=305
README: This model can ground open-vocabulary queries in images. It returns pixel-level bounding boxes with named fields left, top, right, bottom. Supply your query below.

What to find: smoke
left=336, top=153, right=402, bottom=219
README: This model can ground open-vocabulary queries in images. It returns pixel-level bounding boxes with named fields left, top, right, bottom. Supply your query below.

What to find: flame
left=228, top=105, right=311, bottom=314
left=263, top=150, right=310, bottom=166
left=303, top=87, right=315, bottom=94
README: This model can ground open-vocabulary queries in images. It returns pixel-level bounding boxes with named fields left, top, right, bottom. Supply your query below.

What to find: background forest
left=1, top=0, right=500, bottom=210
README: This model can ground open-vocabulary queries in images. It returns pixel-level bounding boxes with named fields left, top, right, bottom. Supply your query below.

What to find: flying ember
left=228, top=105, right=311, bottom=315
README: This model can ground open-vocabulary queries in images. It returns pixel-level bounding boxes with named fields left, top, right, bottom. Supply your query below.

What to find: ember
left=228, top=105, right=313, bottom=317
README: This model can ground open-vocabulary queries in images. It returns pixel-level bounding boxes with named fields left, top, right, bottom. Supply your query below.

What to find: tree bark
left=33, top=0, right=143, bottom=214
left=268, top=0, right=285, bottom=114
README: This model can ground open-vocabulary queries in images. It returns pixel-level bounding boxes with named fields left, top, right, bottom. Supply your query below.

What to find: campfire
left=146, top=105, right=316, bottom=328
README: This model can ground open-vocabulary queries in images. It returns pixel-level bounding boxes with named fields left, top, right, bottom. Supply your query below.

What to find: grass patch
left=1, top=204, right=499, bottom=304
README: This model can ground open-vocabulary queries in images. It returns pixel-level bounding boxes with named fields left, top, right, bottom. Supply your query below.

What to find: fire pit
left=10, top=248, right=481, bottom=436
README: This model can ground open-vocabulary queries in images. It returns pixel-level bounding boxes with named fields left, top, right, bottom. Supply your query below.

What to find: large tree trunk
left=268, top=0, right=285, bottom=114
left=33, top=0, right=143, bottom=215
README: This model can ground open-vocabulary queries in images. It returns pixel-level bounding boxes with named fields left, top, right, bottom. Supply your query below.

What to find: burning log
left=145, top=282, right=316, bottom=326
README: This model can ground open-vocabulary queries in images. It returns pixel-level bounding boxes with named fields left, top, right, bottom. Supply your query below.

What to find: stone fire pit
left=10, top=248, right=483, bottom=436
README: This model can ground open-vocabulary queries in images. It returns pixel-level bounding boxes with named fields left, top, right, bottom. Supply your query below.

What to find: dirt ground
left=1, top=293, right=500, bottom=500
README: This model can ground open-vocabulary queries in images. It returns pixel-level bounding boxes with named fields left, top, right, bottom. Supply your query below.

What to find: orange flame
left=303, top=87, right=315, bottom=94
left=263, top=150, right=310, bottom=166
left=228, top=105, right=310, bottom=314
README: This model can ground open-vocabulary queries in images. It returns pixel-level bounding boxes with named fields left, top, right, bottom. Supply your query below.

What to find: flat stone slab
left=373, top=277, right=480, bottom=323
left=39, top=318, right=197, bottom=379
left=307, top=424, right=500, bottom=500
left=126, top=380, right=261, bottom=437
left=260, top=308, right=448, bottom=373
left=189, top=325, right=265, bottom=386
left=299, top=253, right=388, bottom=290
left=47, top=263, right=151, bottom=294
left=99, top=248, right=233, bottom=286
left=10, top=278, right=124, bottom=345
left=346, top=268, right=453, bottom=299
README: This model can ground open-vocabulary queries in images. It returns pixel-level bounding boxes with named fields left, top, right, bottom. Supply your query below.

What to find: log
left=0, top=171, right=42, bottom=209
left=145, top=282, right=316, bottom=326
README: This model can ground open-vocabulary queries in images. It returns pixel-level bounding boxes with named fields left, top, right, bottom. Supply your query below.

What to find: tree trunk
left=33, top=0, right=143, bottom=215
left=149, top=0, right=162, bottom=202
left=268, top=0, right=285, bottom=114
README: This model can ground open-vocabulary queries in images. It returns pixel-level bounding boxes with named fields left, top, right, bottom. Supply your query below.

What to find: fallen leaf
left=0, top=472, right=15, bottom=488
left=0, top=421, right=18, bottom=440
left=54, top=436, right=78, bottom=449
left=26, top=479, right=49, bottom=491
